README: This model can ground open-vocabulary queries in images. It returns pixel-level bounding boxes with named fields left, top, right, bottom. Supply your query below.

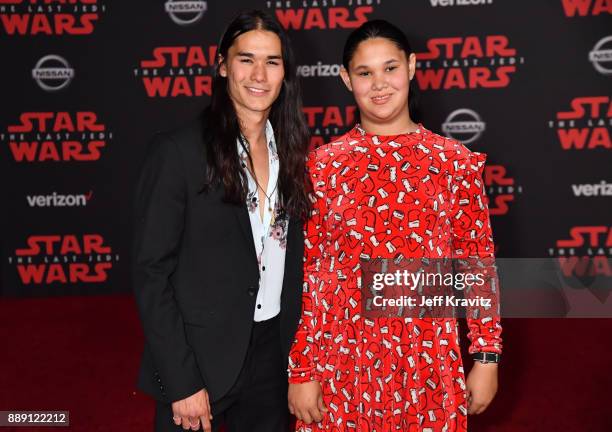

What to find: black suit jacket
left=132, top=113, right=303, bottom=403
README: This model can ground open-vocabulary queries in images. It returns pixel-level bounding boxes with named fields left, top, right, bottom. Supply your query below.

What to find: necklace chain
left=239, top=134, right=278, bottom=216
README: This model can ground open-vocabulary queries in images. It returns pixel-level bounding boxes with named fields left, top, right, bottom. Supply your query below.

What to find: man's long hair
left=201, top=9, right=311, bottom=220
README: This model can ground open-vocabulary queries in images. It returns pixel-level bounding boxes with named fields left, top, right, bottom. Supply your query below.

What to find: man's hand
left=171, top=388, right=213, bottom=431
left=288, top=381, right=327, bottom=425
left=466, top=362, right=498, bottom=415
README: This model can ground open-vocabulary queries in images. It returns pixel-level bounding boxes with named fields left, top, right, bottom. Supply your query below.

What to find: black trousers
left=154, top=314, right=289, bottom=432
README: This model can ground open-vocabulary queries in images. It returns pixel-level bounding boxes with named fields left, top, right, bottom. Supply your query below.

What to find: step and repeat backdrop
left=1, top=0, right=610, bottom=297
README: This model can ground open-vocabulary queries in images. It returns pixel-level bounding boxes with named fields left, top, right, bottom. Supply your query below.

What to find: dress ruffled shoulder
left=455, top=147, right=487, bottom=179
left=306, top=130, right=355, bottom=177
left=430, top=131, right=488, bottom=180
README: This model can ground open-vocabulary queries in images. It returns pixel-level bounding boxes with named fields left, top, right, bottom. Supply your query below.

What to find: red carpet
left=0, top=295, right=610, bottom=431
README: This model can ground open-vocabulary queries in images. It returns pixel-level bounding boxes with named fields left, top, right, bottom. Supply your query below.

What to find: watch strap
left=471, top=352, right=500, bottom=363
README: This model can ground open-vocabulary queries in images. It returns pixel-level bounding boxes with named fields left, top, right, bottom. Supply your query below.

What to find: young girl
left=288, top=20, right=502, bottom=432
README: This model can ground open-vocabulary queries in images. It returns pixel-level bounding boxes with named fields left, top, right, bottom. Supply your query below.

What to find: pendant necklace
left=239, top=134, right=278, bottom=220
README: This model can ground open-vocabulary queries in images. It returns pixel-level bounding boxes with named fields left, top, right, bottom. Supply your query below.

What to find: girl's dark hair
left=202, top=9, right=311, bottom=220
left=342, top=19, right=420, bottom=118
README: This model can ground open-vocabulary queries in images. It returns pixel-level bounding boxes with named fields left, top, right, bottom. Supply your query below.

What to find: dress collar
left=352, top=122, right=424, bottom=139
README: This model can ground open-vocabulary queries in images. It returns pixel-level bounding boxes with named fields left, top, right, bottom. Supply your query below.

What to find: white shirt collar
left=237, top=119, right=277, bottom=155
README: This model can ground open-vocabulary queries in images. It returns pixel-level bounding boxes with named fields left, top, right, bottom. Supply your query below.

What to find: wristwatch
left=471, top=352, right=500, bottom=364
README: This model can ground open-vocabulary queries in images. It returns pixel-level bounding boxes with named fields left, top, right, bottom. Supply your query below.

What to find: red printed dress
left=288, top=124, right=502, bottom=432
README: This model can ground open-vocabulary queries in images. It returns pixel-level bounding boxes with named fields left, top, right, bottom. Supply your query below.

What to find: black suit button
left=156, top=377, right=161, bottom=383
left=248, top=286, right=256, bottom=296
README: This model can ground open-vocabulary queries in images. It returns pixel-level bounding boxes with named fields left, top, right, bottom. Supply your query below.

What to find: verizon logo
left=26, top=191, right=92, bottom=207
left=430, top=0, right=493, bottom=6
left=297, top=62, right=341, bottom=78
left=571, top=181, right=612, bottom=197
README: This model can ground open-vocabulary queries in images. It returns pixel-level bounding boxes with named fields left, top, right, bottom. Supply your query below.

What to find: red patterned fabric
left=288, top=124, right=503, bottom=431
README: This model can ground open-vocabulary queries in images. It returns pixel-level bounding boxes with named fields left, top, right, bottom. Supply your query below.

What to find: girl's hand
left=288, top=381, right=327, bottom=424
left=466, top=362, right=498, bottom=415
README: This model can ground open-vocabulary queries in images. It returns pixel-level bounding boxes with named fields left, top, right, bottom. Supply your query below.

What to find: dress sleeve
left=450, top=149, right=503, bottom=355
left=288, top=153, right=328, bottom=383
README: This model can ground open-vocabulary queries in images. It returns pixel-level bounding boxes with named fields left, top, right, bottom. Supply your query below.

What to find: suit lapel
left=281, top=217, right=304, bottom=307
left=283, top=217, right=302, bottom=273
left=200, top=114, right=260, bottom=276
left=233, top=204, right=259, bottom=274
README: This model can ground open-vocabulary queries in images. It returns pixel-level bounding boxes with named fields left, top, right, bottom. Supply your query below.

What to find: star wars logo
left=561, top=0, right=611, bottom=17
left=2, top=111, right=111, bottom=163
left=265, top=0, right=378, bottom=31
left=549, top=96, right=611, bottom=150
left=134, top=45, right=217, bottom=98
left=483, top=164, right=522, bottom=216
left=0, top=0, right=106, bottom=36
left=7, top=234, right=119, bottom=284
left=415, top=35, right=524, bottom=90
left=551, top=226, right=612, bottom=277
left=303, top=105, right=356, bottom=148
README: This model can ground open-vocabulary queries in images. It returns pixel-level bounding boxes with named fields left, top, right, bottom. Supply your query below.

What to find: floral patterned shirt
left=237, top=120, right=289, bottom=322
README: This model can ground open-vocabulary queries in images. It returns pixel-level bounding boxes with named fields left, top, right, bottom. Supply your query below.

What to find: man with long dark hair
left=132, top=10, right=311, bottom=432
